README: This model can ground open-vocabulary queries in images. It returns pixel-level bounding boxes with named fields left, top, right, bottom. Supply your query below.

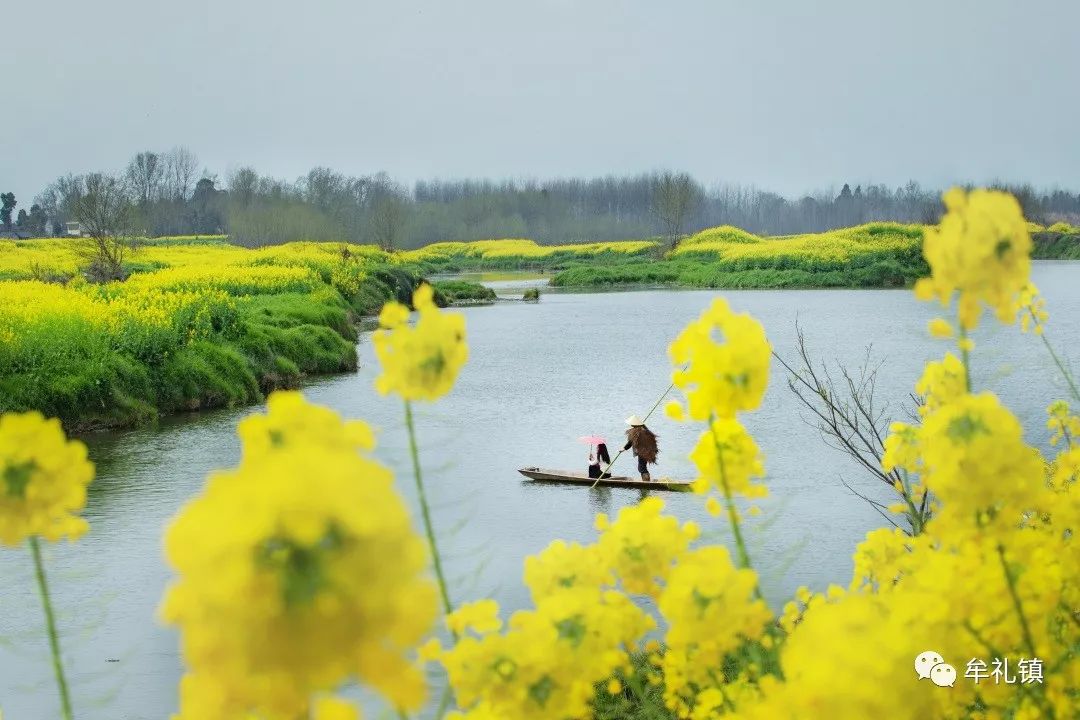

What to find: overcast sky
left=2, top=0, right=1078, bottom=204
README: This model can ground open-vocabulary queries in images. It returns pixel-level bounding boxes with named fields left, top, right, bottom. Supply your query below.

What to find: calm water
left=2, top=263, right=1079, bottom=718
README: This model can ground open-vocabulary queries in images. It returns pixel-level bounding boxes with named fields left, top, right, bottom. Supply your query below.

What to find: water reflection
left=587, top=486, right=614, bottom=515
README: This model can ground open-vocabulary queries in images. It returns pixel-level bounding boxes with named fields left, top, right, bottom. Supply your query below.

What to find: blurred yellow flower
left=664, top=400, right=686, bottom=421
left=161, top=393, right=436, bottom=719
left=741, top=594, right=941, bottom=719
left=1047, top=400, right=1080, bottom=447
left=373, top=283, right=469, bottom=401
left=0, top=412, right=94, bottom=546
left=918, top=392, right=1047, bottom=538
left=439, top=586, right=651, bottom=720
left=668, top=297, right=770, bottom=420
left=596, top=497, right=698, bottom=598
left=927, top=317, right=954, bottom=339
left=882, top=422, right=921, bottom=474
left=914, top=353, right=967, bottom=418
left=915, top=187, right=1032, bottom=330
left=313, top=696, right=361, bottom=720
left=1019, top=282, right=1049, bottom=334
left=658, top=546, right=771, bottom=714
left=237, top=391, right=374, bottom=460
left=447, top=599, right=503, bottom=636
left=689, top=417, right=768, bottom=499
left=523, top=539, right=611, bottom=601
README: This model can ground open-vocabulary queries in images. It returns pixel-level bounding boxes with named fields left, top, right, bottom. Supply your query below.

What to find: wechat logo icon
left=915, top=650, right=956, bottom=687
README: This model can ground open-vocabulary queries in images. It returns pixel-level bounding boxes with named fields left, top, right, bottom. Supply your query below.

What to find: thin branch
left=775, top=321, right=929, bottom=534
left=838, top=476, right=902, bottom=532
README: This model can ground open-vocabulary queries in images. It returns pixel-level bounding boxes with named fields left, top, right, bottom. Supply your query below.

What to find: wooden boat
left=518, top=467, right=692, bottom=491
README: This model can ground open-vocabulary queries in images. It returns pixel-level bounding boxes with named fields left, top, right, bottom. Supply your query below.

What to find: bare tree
left=227, top=166, right=259, bottom=207
left=126, top=151, right=164, bottom=205
left=774, top=323, right=930, bottom=535
left=163, top=146, right=199, bottom=201
left=363, top=174, right=411, bottom=251
left=651, top=172, right=701, bottom=249
left=35, top=174, right=85, bottom=234
left=368, top=193, right=409, bottom=252
left=72, top=173, right=134, bottom=281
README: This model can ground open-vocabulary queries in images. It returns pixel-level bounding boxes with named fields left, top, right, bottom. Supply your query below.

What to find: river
left=2, top=262, right=1078, bottom=718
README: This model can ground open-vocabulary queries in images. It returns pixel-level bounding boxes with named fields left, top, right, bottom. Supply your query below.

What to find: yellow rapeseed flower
left=595, top=497, right=699, bottom=598
left=1047, top=400, right=1080, bottom=447
left=927, top=317, right=954, bottom=339
left=523, top=539, right=611, bottom=601
left=915, top=188, right=1032, bottom=330
left=313, top=696, right=361, bottom=720
left=1018, top=282, right=1048, bottom=334
left=881, top=422, right=921, bottom=474
left=688, top=417, right=767, bottom=499
left=237, top=391, right=375, bottom=460
left=439, top=586, right=651, bottom=720
left=0, top=412, right=94, bottom=546
left=447, top=599, right=503, bottom=636
left=161, top=393, right=436, bottom=719
left=918, top=392, right=1048, bottom=538
left=1051, top=446, right=1080, bottom=491
left=373, top=284, right=469, bottom=401
left=739, top=594, right=941, bottom=719
left=668, top=297, right=771, bottom=420
left=848, top=527, right=930, bottom=593
left=914, top=353, right=967, bottom=418
left=659, top=546, right=771, bottom=715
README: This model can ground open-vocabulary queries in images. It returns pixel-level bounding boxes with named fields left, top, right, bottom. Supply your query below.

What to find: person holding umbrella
left=580, top=435, right=612, bottom=479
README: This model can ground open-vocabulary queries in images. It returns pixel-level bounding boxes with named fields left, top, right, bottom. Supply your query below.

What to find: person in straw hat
left=622, top=415, right=659, bottom=482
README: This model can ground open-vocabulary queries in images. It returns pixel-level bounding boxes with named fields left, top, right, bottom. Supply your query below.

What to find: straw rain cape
left=625, top=426, right=659, bottom=464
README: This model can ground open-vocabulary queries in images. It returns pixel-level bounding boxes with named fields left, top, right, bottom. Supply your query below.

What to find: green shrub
left=432, top=280, right=497, bottom=303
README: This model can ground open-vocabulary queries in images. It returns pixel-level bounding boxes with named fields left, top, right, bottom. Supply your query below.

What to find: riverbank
left=1032, top=228, right=1080, bottom=259
left=0, top=244, right=489, bottom=431
left=553, top=223, right=928, bottom=288
left=2, top=222, right=1076, bottom=430
left=549, top=258, right=918, bottom=289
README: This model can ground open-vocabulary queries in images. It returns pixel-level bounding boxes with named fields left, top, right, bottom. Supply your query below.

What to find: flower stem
left=720, top=470, right=753, bottom=573
left=623, top=665, right=666, bottom=720
left=896, top=472, right=925, bottom=535
left=709, top=418, right=756, bottom=579
left=402, top=401, right=457, bottom=720
left=996, top=543, right=1038, bottom=660
left=433, top=686, right=453, bottom=720
left=958, top=325, right=972, bottom=393
left=1039, top=331, right=1080, bottom=405
left=403, top=400, right=455, bottom=619
left=30, top=536, right=74, bottom=720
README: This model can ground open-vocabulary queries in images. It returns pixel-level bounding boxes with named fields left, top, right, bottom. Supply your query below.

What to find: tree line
left=5, top=147, right=1079, bottom=248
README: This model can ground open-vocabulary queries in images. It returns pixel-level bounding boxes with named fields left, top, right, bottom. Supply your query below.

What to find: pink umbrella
left=578, top=435, right=607, bottom=445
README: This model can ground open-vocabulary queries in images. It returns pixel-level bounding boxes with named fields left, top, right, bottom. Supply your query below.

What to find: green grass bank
left=0, top=266, right=435, bottom=432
